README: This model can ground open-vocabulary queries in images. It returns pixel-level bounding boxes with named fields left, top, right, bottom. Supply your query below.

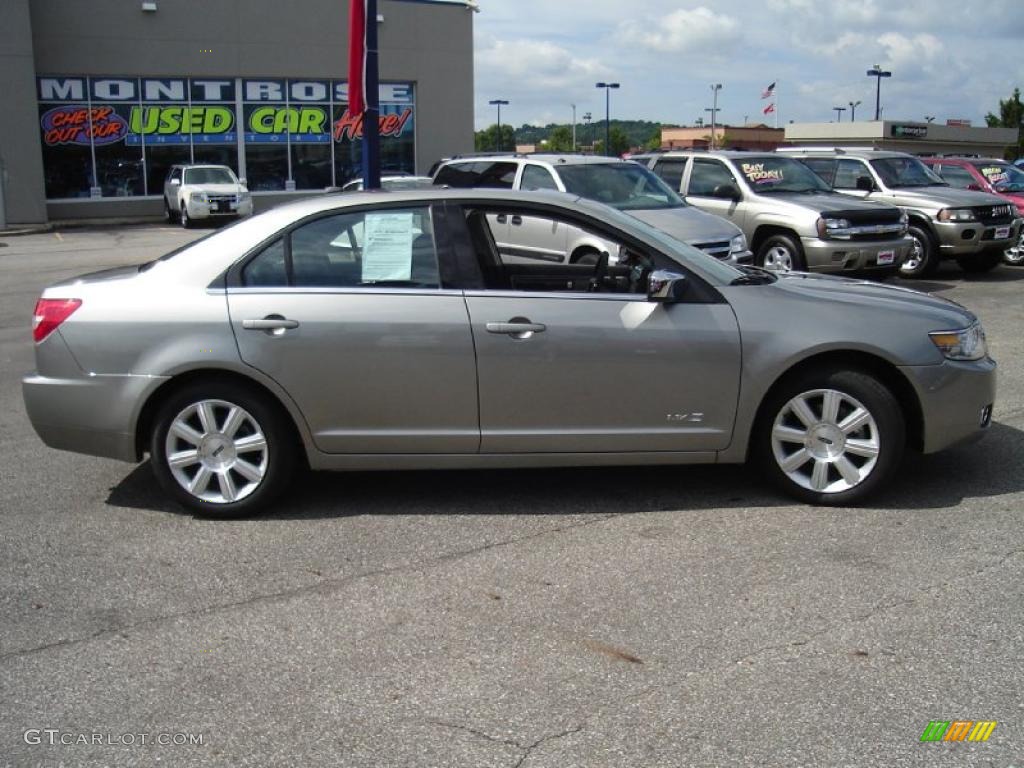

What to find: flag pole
left=775, top=80, right=779, bottom=129
left=362, top=0, right=381, bottom=189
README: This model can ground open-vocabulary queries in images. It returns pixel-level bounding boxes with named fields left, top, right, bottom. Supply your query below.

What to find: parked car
left=632, top=150, right=911, bottom=275
left=919, top=156, right=1024, bottom=266
left=433, top=154, right=752, bottom=265
left=340, top=174, right=435, bottom=192
left=24, top=189, right=994, bottom=516
left=163, top=164, right=253, bottom=228
left=780, top=148, right=1019, bottom=276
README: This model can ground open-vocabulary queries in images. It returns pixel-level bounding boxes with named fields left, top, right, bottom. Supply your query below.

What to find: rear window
left=434, top=161, right=518, bottom=189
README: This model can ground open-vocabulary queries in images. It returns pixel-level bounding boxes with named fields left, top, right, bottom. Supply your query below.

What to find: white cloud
left=618, top=7, right=739, bottom=53
left=476, top=37, right=608, bottom=90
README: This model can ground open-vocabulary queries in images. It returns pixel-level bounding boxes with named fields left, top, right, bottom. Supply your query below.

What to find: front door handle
left=485, top=317, right=546, bottom=339
left=242, top=315, right=300, bottom=335
left=495, top=214, right=507, bottom=224
left=510, top=215, right=523, bottom=226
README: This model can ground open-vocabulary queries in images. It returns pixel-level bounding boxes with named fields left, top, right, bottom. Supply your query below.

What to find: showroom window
left=35, top=76, right=417, bottom=199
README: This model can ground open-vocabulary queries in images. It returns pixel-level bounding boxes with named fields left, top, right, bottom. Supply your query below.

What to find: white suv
left=163, top=165, right=253, bottom=228
left=433, top=154, right=752, bottom=265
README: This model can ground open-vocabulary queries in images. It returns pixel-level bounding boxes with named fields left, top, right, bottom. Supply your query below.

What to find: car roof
left=446, top=154, right=634, bottom=167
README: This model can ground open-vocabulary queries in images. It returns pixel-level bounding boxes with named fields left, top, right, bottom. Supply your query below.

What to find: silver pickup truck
left=779, top=148, right=1021, bottom=277
left=633, top=150, right=912, bottom=275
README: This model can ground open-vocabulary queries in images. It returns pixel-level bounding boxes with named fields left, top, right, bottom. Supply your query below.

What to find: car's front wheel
left=756, top=233, right=806, bottom=273
left=900, top=224, right=938, bottom=277
left=180, top=204, right=192, bottom=228
left=756, top=368, right=905, bottom=506
left=150, top=382, right=296, bottom=517
left=1005, top=232, right=1024, bottom=266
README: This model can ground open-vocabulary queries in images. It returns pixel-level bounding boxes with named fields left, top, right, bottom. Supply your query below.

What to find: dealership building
left=0, top=0, right=475, bottom=226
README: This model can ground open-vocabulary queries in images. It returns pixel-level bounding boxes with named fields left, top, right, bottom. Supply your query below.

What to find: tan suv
left=633, top=151, right=911, bottom=274
left=780, top=148, right=1020, bottom=276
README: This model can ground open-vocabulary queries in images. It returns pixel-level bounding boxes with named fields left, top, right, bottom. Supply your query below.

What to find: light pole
left=866, top=65, right=891, bottom=121
left=582, top=112, right=592, bottom=151
left=488, top=99, right=509, bottom=151
left=925, top=115, right=936, bottom=123
left=707, top=83, right=722, bottom=149
left=695, top=116, right=704, bottom=128
left=571, top=103, right=576, bottom=151
left=848, top=100, right=861, bottom=121
left=595, top=82, right=620, bottom=156
left=833, top=106, right=846, bottom=122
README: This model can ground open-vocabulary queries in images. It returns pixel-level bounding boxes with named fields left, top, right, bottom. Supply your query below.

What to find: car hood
left=889, top=186, right=1005, bottom=207
left=766, top=191, right=896, bottom=215
left=184, top=183, right=244, bottom=194
left=769, top=271, right=975, bottom=327
left=627, top=206, right=741, bottom=244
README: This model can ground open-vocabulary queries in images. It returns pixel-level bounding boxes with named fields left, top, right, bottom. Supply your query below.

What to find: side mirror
left=855, top=176, right=874, bottom=192
left=169, top=178, right=181, bottom=186
left=647, top=269, right=687, bottom=304
left=238, top=177, right=247, bottom=187
left=712, top=183, right=741, bottom=201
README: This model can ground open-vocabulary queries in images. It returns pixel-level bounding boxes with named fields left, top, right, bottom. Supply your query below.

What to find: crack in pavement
left=731, top=547, right=1024, bottom=666
left=427, top=720, right=584, bottom=768
left=0, top=512, right=623, bottom=663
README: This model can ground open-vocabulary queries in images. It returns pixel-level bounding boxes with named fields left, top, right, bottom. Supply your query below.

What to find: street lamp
left=925, top=115, right=936, bottom=123
left=595, top=82, right=620, bottom=156
left=833, top=106, right=846, bottom=122
left=848, top=100, right=861, bottom=121
left=706, top=83, right=722, bottom=149
left=488, top=99, right=509, bottom=151
left=866, top=65, right=891, bottom=121
left=571, top=103, right=576, bottom=151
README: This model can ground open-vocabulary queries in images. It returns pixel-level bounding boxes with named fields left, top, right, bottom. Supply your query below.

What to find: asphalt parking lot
left=1, top=224, right=1023, bottom=768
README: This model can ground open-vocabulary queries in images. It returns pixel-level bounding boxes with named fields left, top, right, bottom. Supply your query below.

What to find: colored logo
left=41, top=105, right=128, bottom=146
left=920, top=720, right=997, bottom=742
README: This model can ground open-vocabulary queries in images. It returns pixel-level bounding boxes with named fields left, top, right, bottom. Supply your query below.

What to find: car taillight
left=32, top=298, right=81, bottom=343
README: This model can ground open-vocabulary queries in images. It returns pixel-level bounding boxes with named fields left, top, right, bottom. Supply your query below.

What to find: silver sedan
left=23, top=189, right=995, bottom=516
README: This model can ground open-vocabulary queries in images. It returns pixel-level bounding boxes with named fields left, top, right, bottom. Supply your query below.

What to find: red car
left=921, top=156, right=1024, bottom=265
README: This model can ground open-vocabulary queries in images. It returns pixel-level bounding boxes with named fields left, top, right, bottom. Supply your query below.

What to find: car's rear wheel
left=570, top=246, right=600, bottom=265
left=1004, top=232, right=1024, bottom=266
left=756, top=233, right=806, bottom=273
left=756, top=368, right=905, bottom=506
left=180, top=205, right=192, bottom=229
left=150, top=382, right=295, bottom=517
left=956, top=250, right=1002, bottom=273
left=900, top=223, right=938, bottom=277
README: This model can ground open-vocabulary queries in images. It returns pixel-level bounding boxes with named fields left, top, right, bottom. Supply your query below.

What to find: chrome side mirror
left=169, top=178, right=181, bottom=186
left=647, top=269, right=687, bottom=303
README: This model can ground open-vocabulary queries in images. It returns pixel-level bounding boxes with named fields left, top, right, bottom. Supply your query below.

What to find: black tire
left=756, top=233, right=806, bottom=273
left=900, top=223, right=938, bottom=278
left=180, top=204, right=192, bottom=229
left=1004, top=233, right=1024, bottom=266
left=570, top=247, right=600, bottom=265
left=956, top=250, right=1001, bottom=273
left=755, top=368, right=905, bottom=506
left=150, top=381, right=296, bottom=518
left=164, top=197, right=177, bottom=223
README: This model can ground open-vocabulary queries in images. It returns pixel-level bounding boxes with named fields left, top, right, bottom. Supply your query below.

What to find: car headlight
left=937, top=208, right=976, bottom=222
left=929, top=322, right=987, bottom=361
left=729, top=233, right=747, bottom=254
left=815, top=217, right=850, bottom=237
left=190, top=192, right=207, bottom=203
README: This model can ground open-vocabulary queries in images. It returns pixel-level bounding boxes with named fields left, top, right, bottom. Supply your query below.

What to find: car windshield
left=974, top=162, right=1024, bottom=193
left=734, top=156, right=832, bottom=193
left=555, top=163, right=685, bottom=211
left=184, top=167, right=236, bottom=185
left=870, top=157, right=946, bottom=188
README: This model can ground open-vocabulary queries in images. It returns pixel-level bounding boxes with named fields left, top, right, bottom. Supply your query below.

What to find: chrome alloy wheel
left=901, top=235, right=925, bottom=274
left=164, top=399, right=268, bottom=504
left=770, top=388, right=880, bottom=494
left=762, top=245, right=795, bottom=272
left=1005, top=232, right=1024, bottom=266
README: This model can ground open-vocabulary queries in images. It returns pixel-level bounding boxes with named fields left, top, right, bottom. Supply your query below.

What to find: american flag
left=761, top=81, right=776, bottom=100
left=763, top=102, right=776, bottom=115
left=348, top=0, right=367, bottom=114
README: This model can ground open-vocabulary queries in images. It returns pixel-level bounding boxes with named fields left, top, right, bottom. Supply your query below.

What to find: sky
left=471, top=0, right=1024, bottom=131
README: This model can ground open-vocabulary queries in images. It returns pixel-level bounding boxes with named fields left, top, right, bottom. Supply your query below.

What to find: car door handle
left=510, top=215, right=523, bottom=226
left=243, top=316, right=300, bottom=331
left=485, top=320, right=546, bottom=339
left=495, top=214, right=507, bottom=223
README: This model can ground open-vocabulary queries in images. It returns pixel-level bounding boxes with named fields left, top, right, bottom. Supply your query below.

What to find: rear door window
left=687, top=159, right=736, bottom=196
left=800, top=158, right=835, bottom=186
left=521, top=165, right=559, bottom=191
left=834, top=159, right=870, bottom=190
left=652, top=158, right=688, bottom=192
